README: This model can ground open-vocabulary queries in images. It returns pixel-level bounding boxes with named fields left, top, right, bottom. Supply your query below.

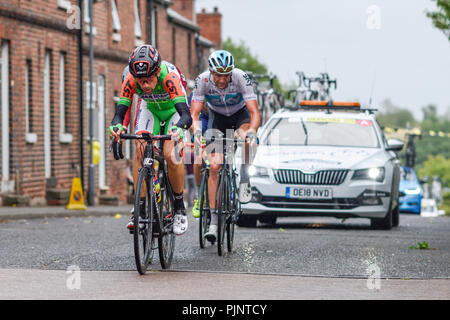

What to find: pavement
left=0, top=204, right=133, bottom=221
left=1, top=268, right=449, bottom=300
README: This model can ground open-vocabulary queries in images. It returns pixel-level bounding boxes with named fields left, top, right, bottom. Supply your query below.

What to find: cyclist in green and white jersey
left=109, top=45, right=192, bottom=235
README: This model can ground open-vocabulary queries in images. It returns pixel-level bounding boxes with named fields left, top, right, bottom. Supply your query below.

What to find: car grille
left=260, top=196, right=360, bottom=210
left=273, top=169, right=348, bottom=185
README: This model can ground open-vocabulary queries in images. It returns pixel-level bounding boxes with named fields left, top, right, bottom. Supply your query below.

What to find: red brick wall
left=171, top=0, right=194, bottom=22
left=0, top=0, right=219, bottom=204
left=173, top=25, right=196, bottom=81
left=155, top=4, right=171, bottom=63
left=0, top=3, right=81, bottom=198
left=197, top=7, right=222, bottom=49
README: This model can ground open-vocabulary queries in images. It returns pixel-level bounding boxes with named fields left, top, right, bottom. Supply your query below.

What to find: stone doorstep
left=46, top=189, right=70, bottom=206
left=46, top=189, right=71, bottom=200
left=99, top=194, right=119, bottom=206
left=2, top=194, right=30, bottom=207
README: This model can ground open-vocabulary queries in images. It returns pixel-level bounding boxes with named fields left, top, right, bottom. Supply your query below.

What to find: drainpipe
left=87, top=0, right=96, bottom=206
left=147, top=0, right=155, bottom=45
left=78, top=0, right=85, bottom=190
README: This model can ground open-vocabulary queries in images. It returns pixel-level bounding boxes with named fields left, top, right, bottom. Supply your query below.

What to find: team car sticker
left=356, top=119, right=373, bottom=126
left=305, top=117, right=356, bottom=124
left=304, top=118, right=373, bottom=126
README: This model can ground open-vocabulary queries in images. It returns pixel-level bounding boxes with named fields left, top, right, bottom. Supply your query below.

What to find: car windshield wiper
left=300, top=118, right=308, bottom=145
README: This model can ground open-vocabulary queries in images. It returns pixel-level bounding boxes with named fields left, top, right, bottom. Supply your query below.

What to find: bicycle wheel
left=227, top=176, right=239, bottom=252
left=217, top=172, right=228, bottom=256
left=133, top=167, right=154, bottom=275
left=199, top=170, right=210, bottom=248
left=157, top=171, right=176, bottom=269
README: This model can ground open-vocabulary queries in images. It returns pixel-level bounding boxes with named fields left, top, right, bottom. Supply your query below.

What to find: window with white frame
left=43, top=50, right=52, bottom=179
left=1, top=40, right=12, bottom=191
left=25, top=59, right=37, bottom=144
left=150, top=4, right=157, bottom=47
left=85, top=80, right=97, bottom=110
left=59, top=52, right=72, bottom=143
left=83, top=0, right=97, bottom=35
left=57, top=0, right=72, bottom=11
left=111, top=0, right=122, bottom=42
left=134, top=0, right=143, bottom=46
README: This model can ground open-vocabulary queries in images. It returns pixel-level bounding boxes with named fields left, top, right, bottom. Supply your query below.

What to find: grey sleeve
left=191, top=73, right=206, bottom=102
left=236, top=69, right=257, bottom=101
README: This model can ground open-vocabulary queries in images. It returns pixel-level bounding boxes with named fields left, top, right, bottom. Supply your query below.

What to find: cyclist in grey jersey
left=192, top=68, right=257, bottom=117
left=191, top=50, right=260, bottom=243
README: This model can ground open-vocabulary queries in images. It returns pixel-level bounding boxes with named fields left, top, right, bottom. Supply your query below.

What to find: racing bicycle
left=289, top=71, right=337, bottom=105
left=203, top=136, right=244, bottom=256
left=186, top=141, right=211, bottom=249
left=246, top=72, right=283, bottom=125
left=111, top=128, right=177, bottom=274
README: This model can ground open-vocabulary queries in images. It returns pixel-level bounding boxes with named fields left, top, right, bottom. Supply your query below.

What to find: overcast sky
left=195, top=0, right=450, bottom=120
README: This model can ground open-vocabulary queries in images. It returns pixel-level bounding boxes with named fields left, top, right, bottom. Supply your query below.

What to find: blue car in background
left=399, top=166, right=423, bottom=214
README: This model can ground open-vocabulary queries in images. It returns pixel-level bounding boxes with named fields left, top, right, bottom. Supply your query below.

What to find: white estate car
left=239, top=101, right=404, bottom=229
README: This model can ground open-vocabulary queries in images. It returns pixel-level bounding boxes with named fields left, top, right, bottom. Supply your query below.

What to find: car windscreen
left=400, top=168, right=417, bottom=181
left=263, top=117, right=379, bottom=148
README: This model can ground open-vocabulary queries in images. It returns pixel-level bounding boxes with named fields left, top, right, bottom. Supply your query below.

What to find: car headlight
left=248, top=165, right=269, bottom=177
left=352, top=167, right=385, bottom=182
left=404, top=187, right=421, bottom=195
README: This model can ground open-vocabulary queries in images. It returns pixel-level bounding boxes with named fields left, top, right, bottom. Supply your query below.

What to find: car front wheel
left=370, top=200, right=393, bottom=230
left=392, top=205, right=400, bottom=227
left=237, top=215, right=257, bottom=228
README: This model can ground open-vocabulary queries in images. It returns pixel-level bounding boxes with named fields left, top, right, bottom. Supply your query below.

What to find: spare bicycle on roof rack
left=288, top=71, right=337, bottom=106
left=246, top=71, right=284, bottom=125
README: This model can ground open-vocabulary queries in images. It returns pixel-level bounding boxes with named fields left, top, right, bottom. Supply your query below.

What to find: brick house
left=0, top=0, right=220, bottom=205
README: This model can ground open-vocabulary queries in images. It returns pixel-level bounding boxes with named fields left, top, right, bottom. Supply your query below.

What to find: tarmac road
left=0, top=205, right=449, bottom=300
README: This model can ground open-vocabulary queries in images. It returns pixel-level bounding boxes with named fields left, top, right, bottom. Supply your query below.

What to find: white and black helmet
left=208, top=50, right=235, bottom=74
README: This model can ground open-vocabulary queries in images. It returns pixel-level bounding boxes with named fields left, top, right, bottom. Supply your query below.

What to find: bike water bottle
left=154, top=177, right=161, bottom=203
left=153, top=160, right=161, bottom=202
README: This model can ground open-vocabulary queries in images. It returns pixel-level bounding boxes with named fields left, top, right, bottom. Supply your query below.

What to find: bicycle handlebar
left=110, top=132, right=173, bottom=160
left=207, top=135, right=259, bottom=146
left=120, top=133, right=172, bottom=141
left=204, top=136, right=243, bottom=144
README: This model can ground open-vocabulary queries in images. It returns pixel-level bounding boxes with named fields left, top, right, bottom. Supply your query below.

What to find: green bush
left=441, top=192, right=450, bottom=216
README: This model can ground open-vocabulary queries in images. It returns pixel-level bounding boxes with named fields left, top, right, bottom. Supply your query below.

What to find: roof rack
left=283, top=100, right=377, bottom=114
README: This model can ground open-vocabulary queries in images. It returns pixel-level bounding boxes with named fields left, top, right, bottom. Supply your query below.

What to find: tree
left=222, top=37, right=284, bottom=94
left=426, top=0, right=450, bottom=41
left=376, top=100, right=450, bottom=168
left=418, top=154, right=450, bottom=186
left=222, top=37, right=268, bottom=74
left=415, top=105, right=450, bottom=166
left=376, top=99, right=418, bottom=128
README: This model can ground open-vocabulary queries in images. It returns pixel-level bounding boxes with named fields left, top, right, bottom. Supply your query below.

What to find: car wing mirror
left=386, top=139, right=404, bottom=152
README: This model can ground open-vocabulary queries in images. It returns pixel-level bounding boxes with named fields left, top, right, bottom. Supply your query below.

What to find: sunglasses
left=215, top=66, right=233, bottom=74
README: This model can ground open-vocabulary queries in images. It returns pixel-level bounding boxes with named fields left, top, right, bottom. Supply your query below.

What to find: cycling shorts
left=207, top=107, right=250, bottom=135
left=188, top=92, right=209, bottom=134
left=199, top=111, right=209, bottom=134
left=203, top=108, right=250, bottom=153
left=134, top=98, right=180, bottom=135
